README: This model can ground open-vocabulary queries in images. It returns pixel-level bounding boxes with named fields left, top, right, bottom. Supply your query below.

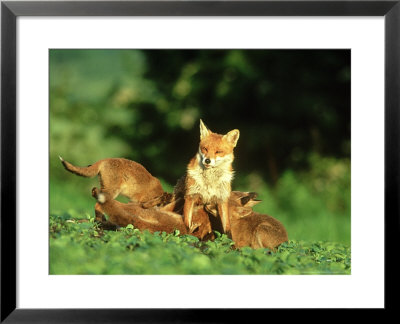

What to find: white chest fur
left=187, top=163, right=233, bottom=203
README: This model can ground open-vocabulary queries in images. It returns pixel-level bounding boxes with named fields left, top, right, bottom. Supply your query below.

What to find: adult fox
left=174, top=119, right=240, bottom=236
left=60, top=157, right=166, bottom=205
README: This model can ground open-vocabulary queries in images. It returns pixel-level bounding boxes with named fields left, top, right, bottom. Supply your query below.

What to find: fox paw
left=189, top=222, right=200, bottom=233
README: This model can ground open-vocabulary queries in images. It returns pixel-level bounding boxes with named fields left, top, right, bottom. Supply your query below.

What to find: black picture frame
left=1, top=0, right=398, bottom=321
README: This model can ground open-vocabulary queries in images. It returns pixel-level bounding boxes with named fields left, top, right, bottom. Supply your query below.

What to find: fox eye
left=202, top=147, right=208, bottom=152
left=216, top=150, right=223, bottom=154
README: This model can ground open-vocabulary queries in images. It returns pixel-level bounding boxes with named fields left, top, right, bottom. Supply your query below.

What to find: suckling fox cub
left=91, top=187, right=188, bottom=234
left=206, top=192, right=288, bottom=250
left=92, top=187, right=213, bottom=240
left=174, top=119, right=240, bottom=235
left=60, top=157, right=165, bottom=205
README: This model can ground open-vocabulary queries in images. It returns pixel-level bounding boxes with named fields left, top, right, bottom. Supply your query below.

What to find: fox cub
left=91, top=187, right=213, bottom=240
left=60, top=157, right=165, bottom=204
left=91, top=187, right=188, bottom=234
left=206, top=191, right=288, bottom=250
left=174, top=119, right=240, bottom=235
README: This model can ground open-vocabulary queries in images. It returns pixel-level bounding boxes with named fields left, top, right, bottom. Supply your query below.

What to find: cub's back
left=100, top=158, right=164, bottom=202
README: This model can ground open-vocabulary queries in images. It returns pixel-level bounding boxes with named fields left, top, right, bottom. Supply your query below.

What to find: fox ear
left=224, top=129, right=240, bottom=147
left=244, top=199, right=262, bottom=208
left=199, top=119, right=210, bottom=139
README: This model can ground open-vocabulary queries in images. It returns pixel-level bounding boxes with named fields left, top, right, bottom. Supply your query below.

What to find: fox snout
left=200, top=152, right=232, bottom=169
left=202, top=157, right=215, bottom=168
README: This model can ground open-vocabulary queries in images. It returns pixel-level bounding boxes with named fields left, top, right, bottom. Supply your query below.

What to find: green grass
left=50, top=210, right=350, bottom=275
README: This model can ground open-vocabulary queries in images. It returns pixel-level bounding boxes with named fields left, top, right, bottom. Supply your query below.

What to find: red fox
left=91, top=187, right=288, bottom=249
left=206, top=191, right=288, bottom=250
left=174, top=119, right=240, bottom=236
left=60, top=157, right=166, bottom=205
left=91, top=187, right=188, bottom=234
left=91, top=187, right=213, bottom=240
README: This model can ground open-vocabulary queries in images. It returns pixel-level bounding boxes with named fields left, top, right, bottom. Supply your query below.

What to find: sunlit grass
left=50, top=212, right=350, bottom=275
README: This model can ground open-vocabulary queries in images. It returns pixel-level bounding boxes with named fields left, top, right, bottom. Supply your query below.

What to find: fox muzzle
left=201, top=156, right=216, bottom=168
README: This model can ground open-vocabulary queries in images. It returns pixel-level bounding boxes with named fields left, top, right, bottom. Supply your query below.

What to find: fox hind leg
left=98, top=173, right=122, bottom=200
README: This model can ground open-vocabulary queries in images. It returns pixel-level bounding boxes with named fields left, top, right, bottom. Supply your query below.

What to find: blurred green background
left=49, top=49, right=350, bottom=244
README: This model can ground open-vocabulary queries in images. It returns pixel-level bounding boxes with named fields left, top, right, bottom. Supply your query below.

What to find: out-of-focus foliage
left=50, top=49, right=351, bottom=246
left=50, top=49, right=350, bottom=182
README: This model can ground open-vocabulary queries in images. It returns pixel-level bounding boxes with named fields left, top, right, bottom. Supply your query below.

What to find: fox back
left=60, top=157, right=164, bottom=203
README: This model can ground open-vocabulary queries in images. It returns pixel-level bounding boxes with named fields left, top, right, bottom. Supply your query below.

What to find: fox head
left=197, top=119, right=240, bottom=169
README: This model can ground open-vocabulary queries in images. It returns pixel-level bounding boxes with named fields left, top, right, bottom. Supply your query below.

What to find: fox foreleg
left=183, top=194, right=202, bottom=230
left=217, top=201, right=231, bottom=236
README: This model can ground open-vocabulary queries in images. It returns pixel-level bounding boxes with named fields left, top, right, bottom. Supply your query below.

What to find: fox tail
left=59, top=156, right=101, bottom=178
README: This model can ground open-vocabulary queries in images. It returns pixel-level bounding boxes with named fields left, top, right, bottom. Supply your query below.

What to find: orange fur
left=92, top=188, right=213, bottom=240
left=174, top=120, right=239, bottom=236
left=61, top=157, right=164, bottom=204
left=92, top=186, right=288, bottom=249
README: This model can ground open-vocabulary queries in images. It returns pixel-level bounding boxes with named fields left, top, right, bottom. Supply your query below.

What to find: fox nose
left=205, top=158, right=211, bottom=165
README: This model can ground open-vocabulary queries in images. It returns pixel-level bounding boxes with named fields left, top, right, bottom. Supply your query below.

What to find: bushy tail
left=59, top=156, right=101, bottom=178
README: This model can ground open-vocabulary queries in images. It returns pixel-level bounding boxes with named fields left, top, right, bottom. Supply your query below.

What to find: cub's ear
left=243, top=199, right=262, bottom=208
left=199, top=119, right=211, bottom=139
left=224, top=129, right=240, bottom=147
left=240, top=192, right=261, bottom=207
